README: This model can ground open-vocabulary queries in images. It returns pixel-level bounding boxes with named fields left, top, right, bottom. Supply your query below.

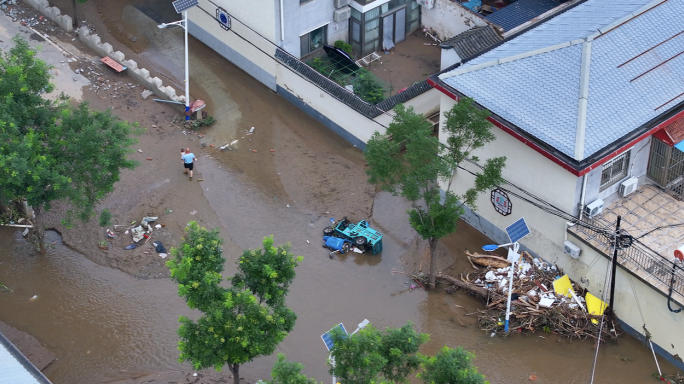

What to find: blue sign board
left=321, top=323, right=348, bottom=351
left=506, top=217, right=530, bottom=243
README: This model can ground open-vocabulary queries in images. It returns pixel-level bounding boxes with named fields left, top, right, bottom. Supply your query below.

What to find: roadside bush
left=354, top=69, right=386, bottom=104
left=98, top=209, right=112, bottom=227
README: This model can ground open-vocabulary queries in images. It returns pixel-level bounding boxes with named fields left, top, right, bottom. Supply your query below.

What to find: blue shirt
left=182, top=153, right=196, bottom=164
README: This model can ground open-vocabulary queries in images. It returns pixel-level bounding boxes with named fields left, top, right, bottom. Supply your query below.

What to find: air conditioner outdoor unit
left=564, top=241, right=581, bottom=259
left=334, top=0, right=351, bottom=8
left=333, top=6, right=351, bottom=22
left=584, top=199, right=604, bottom=218
left=416, top=0, right=435, bottom=9
left=619, top=176, right=639, bottom=197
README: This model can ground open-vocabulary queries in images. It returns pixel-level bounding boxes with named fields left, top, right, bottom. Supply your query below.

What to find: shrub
left=99, top=209, right=112, bottom=227
left=334, top=40, right=353, bottom=56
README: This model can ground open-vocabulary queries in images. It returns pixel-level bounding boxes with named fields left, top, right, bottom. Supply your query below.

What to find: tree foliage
left=269, top=353, right=320, bottom=384
left=365, top=102, right=506, bottom=287
left=329, top=321, right=429, bottom=384
left=167, top=224, right=301, bottom=384
left=0, top=35, right=140, bottom=251
left=418, top=346, right=488, bottom=384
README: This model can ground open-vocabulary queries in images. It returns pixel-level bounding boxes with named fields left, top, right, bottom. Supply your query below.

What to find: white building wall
left=188, top=0, right=279, bottom=90
left=421, top=0, right=488, bottom=41
left=279, top=0, right=349, bottom=58
left=438, top=96, right=577, bottom=269
left=568, top=233, right=684, bottom=369
left=439, top=95, right=684, bottom=370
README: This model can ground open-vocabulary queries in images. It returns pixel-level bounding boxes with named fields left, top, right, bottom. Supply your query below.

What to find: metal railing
left=572, top=223, right=684, bottom=299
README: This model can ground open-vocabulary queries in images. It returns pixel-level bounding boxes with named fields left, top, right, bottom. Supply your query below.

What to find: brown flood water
left=0, top=0, right=677, bottom=383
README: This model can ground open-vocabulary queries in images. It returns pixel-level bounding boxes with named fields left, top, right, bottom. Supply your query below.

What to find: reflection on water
left=0, top=229, right=190, bottom=383
left=0, top=223, right=674, bottom=384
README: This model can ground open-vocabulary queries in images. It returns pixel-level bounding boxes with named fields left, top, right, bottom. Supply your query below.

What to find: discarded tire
left=323, top=226, right=334, bottom=235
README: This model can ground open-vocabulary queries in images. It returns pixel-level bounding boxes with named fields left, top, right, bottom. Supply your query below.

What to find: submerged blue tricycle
left=322, top=217, right=383, bottom=256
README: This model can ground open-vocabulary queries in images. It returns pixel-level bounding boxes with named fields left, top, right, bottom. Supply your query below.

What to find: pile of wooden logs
left=436, top=251, right=622, bottom=342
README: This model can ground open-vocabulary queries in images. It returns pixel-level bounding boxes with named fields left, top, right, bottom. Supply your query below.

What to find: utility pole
left=609, top=215, right=621, bottom=312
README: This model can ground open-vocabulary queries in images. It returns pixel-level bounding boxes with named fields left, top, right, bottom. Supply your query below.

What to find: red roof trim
left=428, top=78, right=684, bottom=177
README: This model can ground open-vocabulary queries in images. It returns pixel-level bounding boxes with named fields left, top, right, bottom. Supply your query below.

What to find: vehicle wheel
left=342, top=242, right=351, bottom=253
left=354, top=237, right=367, bottom=247
left=323, top=226, right=334, bottom=235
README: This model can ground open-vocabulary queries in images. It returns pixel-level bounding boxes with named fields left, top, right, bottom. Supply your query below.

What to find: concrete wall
left=568, top=233, right=684, bottom=371
left=77, top=26, right=183, bottom=103
left=188, top=0, right=278, bottom=91
left=440, top=48, right=461, bottom=71
left=23, top=0, right=73, bottom=32
left=279, top=0, right=349, bottom=58
left=421, top=0, right=488, bottom=41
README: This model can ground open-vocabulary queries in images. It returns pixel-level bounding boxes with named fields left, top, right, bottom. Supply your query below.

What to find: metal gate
left=648, top=138, right=684, bottom=199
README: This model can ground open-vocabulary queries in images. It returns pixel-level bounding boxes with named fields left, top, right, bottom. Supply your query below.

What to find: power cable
left=588, top=243, right=615, bottom=384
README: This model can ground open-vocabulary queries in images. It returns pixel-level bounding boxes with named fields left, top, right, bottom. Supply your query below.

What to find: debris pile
left=440, top=251, right=621, bottom=342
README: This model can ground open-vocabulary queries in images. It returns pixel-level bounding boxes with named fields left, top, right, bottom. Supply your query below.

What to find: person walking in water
left=182, top=147, right=196, bottom=181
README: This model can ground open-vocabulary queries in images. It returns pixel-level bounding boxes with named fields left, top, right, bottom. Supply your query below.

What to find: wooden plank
left=101, top=56, right=126, bottom=72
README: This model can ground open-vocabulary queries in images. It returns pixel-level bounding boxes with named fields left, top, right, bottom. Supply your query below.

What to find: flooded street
left=0, top=0, right=679, bottom=383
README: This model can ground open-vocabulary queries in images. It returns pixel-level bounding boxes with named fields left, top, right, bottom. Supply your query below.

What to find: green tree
left=418, top=346, right=488, bottom=384
left=167, top=223, right=301, bottom=384
left=354, top=69, right=386, bottom=104
left=0, top=36, right=141, bottom=252
left=269, top=353, right=320, bottom=384
left=365, top=101, right=506, bottom=288
left=329, top=321, right=428, bottom=384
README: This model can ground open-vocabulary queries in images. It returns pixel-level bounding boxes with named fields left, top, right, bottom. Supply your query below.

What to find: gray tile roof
left=486, top=0, right=569, bottom=31
left=440, top=26, right=502, bottom=61
left=439, top=0, right=684, bottom=161
left=0, top=331, right=51, bottom=384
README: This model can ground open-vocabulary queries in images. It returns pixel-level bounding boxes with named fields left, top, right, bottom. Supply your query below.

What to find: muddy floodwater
left=0, top=0, right=678, bottom=383
left=0, top=222, right=672, bottom=383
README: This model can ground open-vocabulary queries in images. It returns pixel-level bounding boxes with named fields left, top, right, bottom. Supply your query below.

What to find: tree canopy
left=0, top=35, right=141, bottom=250
left=167, top=223, right=302, bottom=384
left=418, top=346, right=488, bottom=384
left=365, top=102, right=505, bottom=287
left=0, top=36, right=142, bottom=249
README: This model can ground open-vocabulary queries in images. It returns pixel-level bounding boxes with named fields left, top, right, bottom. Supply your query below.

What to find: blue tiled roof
left=440, top=0, right=684, bottom=161
left=486, top=0, right=568, bottom=32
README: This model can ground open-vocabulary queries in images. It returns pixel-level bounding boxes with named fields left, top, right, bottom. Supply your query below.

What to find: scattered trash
left=124, top=244, right=137, bottom=250
left=190, top=210, right=197, bottom=215
left=146, top=157, right=153, bottom=161
left=30, top=295, right=38, bottom=301
left=252, top=149, right=258, bottom=153
left=209, top=144, right=215, bottom=147
left=165, top=209, right=173, bottom=214
left=124, top=230, right=129, bottom=234
left=161, top=223, right=166, bottom=227
left=286, top=204, right=290, bottom=208
left=155, top=224, right=162, bottom=229
left=410, top=284, right=416, bottom=290
left=153, top=242, right=167, bottom=253
left=308, top=223, right=314, bottom=227
left=22, top=228, right=29, bottom=237
left=198, top=134, right=204, bottom=138
left=270, top=149, right=276, bottom=152
left=249, top=127, right=255, bottom=133
left=141, top=89, right=154, bottom=99
left=306, top=240, right=310, bottom=244
left=137, top=149, right=143, bottom=153
left=106, top=229, right=115, bottom=238
left=529, top=374, right=538, bottom=381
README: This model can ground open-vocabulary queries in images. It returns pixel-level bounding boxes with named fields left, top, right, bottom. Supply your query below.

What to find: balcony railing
left=571, top=222, right=684, bottom=302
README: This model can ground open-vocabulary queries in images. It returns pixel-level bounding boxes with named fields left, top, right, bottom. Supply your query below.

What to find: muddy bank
left=0, top=320, right=56, bottom=371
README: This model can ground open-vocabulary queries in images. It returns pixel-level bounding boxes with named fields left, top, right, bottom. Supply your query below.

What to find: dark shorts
left=184, top=162, right=194, bottom=170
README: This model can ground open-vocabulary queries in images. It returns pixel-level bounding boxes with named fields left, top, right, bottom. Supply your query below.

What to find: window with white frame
left=600, top=150, right=631, bottom=191
left=300, top=25, right=327, bottom=57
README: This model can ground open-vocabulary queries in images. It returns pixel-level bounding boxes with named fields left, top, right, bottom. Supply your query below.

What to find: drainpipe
left=578, top=174, right=588, bottom=220
left=279, top=0, right=285, bottom=41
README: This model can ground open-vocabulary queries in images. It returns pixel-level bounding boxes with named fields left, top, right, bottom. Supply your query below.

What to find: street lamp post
left=159, top=0, right=198, bottom=121
left=483, top=242, right=520, bottom=333
left=323, top=319, right=369, bottom=384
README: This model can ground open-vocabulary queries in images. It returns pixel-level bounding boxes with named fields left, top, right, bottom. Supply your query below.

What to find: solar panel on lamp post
left=158, top=0, right=198, bottom=121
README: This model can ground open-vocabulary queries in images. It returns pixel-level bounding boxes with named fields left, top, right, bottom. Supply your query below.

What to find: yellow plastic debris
left=585, top=292, right=607, bottom=325
left=553, top=275, right=574, bottom=298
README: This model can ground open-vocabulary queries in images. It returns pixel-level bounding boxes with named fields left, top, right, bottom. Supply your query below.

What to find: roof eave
left=427, top=77, right=684, bottom=177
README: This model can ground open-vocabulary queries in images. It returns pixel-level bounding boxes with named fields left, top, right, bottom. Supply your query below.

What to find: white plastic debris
left=155, top=224, right=162, bottom=229
left=22, top=228, right=29, bottom=237
left=538, top=297, right=555, bottom=308
left=30, top=295, right=38, bottom=301
left=159, top=253, right=167, bottom=259
left=485, top=271, right=497, bottom=281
